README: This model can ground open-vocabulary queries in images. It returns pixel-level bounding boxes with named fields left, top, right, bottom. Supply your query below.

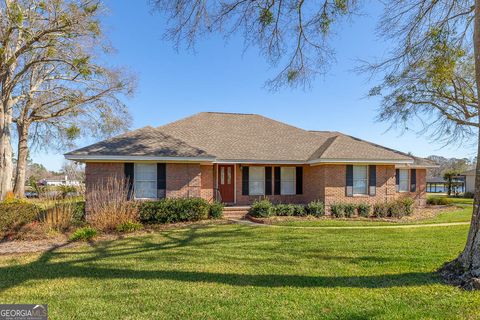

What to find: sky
left=31, top=1, right=477, bottom=171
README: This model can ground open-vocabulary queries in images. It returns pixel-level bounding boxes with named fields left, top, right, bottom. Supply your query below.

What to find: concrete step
left=223, top=207, right=250, bottom=219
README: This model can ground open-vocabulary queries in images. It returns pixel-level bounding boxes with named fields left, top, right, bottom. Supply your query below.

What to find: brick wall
left=396, top=168, right=427, bottom=206
left=166, top=163, right=201, bottom=198
left=200, top=164, right=215, bottom=202
left=323, top=164, right=397, bottom=206
left=85, top=162, right=124, bottom=212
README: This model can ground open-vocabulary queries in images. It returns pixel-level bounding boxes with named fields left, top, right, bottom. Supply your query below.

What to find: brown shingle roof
left=66, top=112, right=431, bottom=165
left=66, top=126, right=213, bottom=158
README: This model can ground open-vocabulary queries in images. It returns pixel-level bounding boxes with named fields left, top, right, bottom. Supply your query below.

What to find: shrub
left=357, top=203, right=371, bottom=217
left=427, top=196, right=453, bottom=205
left=209, top=201, right=224, bottom=219
left=70, top=227, right=97, bottom=241
left=400, top=197, right=415, bottom=215
left=387, top=200, right=405, bottom=218
left=88, top=175, right=139, bottom=231
left=116, top=221, right=143, bottom=233
left=273, top=204, right=295, bottom=216
left=292, top=204, right=307, bottom=216
left=249, top=199, right=273, bottom=218
left=343, top=204, right=356, bottom=218
left=330, top=203, right=345, bottom=218
left=0, top=202, right=42, bottom=232
left=305, top=200, right=325, bottom=217
left=463, top=192, right=474, bottom=199
left=72, top=201, right=86, bottom=225
left=139, top=198, right=210, bottom=223
left=372, top=203, right=388, bottom=218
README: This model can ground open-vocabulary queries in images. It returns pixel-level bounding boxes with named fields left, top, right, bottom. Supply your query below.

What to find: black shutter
left=410, top=169, right=417, bottom=192
left=395, top=169, right=400, bottom=192
left=369, top=165, right=376, bottom=196
left=296, top=167, right=303, bottom=195
left=124, top=163, right=134, bottom=200
left=265, top=167, right=272, bottom=195
left=157, top=163, right=166, bottom=198
left=242, top=166, right=249, bottom=196
left=346, top=165, right=353, bottom=197
left=274, top=167, right=281, bottom=195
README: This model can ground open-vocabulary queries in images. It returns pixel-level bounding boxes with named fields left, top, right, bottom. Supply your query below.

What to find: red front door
left=218, top=165, right=234, bottom=203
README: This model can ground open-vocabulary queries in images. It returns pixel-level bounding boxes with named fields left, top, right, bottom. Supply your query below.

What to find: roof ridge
left=333, top=132, right=414, bottom=160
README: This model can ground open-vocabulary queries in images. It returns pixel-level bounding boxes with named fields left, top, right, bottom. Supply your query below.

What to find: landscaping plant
left=116, top=221, right=143, bottom=233
left=70, top=227, right=97, bottom=242
left=139, top=198, right=210, bottom=223
left=357, top=203, right=371, bottom=218
left=249, top=199, right=273, bottom=218
left=209, top=201, right=224, bottom=219
left=305, top=200, right=325, bottom=217
left=330, top=203, right=345, bottom=218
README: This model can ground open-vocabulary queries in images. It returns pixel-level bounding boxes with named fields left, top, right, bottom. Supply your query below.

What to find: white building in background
left=463, top=169, right=476, bottom=193
left=40, top=175, right=82, bottom=187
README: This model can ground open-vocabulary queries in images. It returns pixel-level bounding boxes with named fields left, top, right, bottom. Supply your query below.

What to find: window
left=249, top=166, right=265, bottom=195
left=281, top=167, right=295, bottom=195
left=353, top=165, right=368, bottom=195
left=399, top=169, right=409, bottom=192
left=134, top=163, right=157, bottom=199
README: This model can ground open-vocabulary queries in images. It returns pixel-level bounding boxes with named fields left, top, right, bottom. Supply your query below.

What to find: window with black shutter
left=369, top=165, right=376, bottom=196
left=157, top=163, right=166, bottom=198
left=274, top=167, right=281, bottom=195
left=265, top=167, right=272, bottom=195
left=410, top=169, right=417, bottom=192
left=242, top=166, right=249, bottom=195
left=296, top=167, right=303, bottom=195
left=124, top=163, right=134, bottom=200
left=346, top=165, right=353, bottom=197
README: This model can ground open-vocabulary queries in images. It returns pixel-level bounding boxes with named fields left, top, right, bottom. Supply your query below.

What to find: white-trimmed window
left=134, top=163, right=157, bottom=199
left=281, top=167, right=296, bottom=195
left=399, top=169, right=409, bottom=192
left=249, top=166, right=265, bottom=195
left=353, top=165, right=368, bottom=195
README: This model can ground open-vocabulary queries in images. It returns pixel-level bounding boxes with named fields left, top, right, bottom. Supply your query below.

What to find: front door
left=218, top=164, right=234, bottom=203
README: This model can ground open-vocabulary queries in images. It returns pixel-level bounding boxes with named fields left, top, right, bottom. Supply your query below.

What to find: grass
left=0, top=221, right=479, bottom=318
left=272, top=205, right=472, bottom=227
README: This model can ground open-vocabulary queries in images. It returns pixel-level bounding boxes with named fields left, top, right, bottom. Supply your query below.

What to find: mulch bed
left=247, top=205, right=457, bottom=225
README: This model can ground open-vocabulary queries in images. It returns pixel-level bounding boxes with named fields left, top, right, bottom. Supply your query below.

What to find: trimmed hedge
left=330, top=203, right=346, bottom=218
left=249, top=199, right=274, bottom=218
left=306, top=200, right=325, bottom=217
left=357, top=203, right=371, bottom=217
left=372, top=198, right=415, bottom=218
left=209, top=201, right=224, bottom=219
left=427, top=196, right=453, bottom=205
left=274, top=204, right=295, bottom=216
left=139, top=198, right=211, bottom=224
left=0, top=202, right=42, bottom=232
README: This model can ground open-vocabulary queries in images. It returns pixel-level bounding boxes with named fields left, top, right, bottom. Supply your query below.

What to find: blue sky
left=32, top=1, right=476, bottom=171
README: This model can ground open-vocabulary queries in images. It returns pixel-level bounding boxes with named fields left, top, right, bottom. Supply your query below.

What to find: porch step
left=223, top=206, right=250, bottom=219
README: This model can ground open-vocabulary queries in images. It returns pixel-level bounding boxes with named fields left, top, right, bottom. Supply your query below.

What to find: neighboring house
left=39, top=175, right=83, bottom=187
left=65, top=112, right=436, bottom=207
left=463, top=169, right=476, bottom=193
left=426, top=176, right=465, bottom=193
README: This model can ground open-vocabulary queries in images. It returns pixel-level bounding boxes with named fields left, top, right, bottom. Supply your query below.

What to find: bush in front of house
left=305, top=200, right=325, bottom=217
left=330, top=203, right=346, bottom=218
left=387, top=200, right=405, bottom=218
left=273, top=204, right=296, bottom=216
left=427, top=196, right=453, bottom=206
left=292, top=204, right=307, bottom=216
left=249, top=199, right=274, bottom=218
left=116, top=221, right=143, bottom=233
left=357, top=203, right=371, bottom=217
left=0, top=202, right=42, bottom=232
left=343, top=204, right=356, bottom=218
left=463, top=192, right=474, bottom=199
left=139, top=198, right=210, bottom=223
left=70, top=227, right=97, bottom=241
left=209, top=201, right=224, bottom=219
left=372, top=203, right=389, bottom=218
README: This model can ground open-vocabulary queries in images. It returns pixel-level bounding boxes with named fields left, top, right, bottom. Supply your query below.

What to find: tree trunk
left=440, top=0, right=480, bottom=290
left=13, top=121, right=30, bottom=198
left=0, top=101, right=13, bottom=200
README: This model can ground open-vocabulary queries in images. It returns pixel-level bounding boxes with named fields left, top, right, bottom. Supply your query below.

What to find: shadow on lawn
left=0, top=225, right=441, bottom=292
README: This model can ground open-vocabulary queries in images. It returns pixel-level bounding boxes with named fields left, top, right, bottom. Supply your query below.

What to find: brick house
left=65, top=112, right=436, bottom=207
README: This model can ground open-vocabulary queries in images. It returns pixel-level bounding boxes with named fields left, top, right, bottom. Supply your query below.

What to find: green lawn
left=1, top=221, right=480, bottom=319
left=272, top=205, right=472, bottom=227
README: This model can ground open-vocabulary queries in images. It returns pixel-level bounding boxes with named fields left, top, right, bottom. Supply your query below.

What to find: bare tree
left=152, top=0, right=358, bottom=89
left=154, top=0, right=480, bottom=288
left=0, top=0, right=134, bottom=199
